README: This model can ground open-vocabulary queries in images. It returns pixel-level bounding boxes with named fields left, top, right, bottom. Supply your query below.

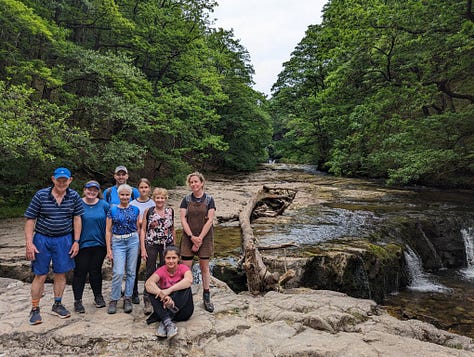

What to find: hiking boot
left=74, top=300, right=85, bottom=313
left=123, top=298, right=133, bottom=313
left=156, top=321, right=167, bottom=338
left=203, top=291, right=214, bottom=313
left=143, top=297, right=152, bottom=315
left=52, top=302, right=71, bottom=318
left=107, top=300, right=117, bottom=314
left=29, top=307, right=42, bottom=325
left=166, top=321, right=178, bottom=340
left=94, top=295, right=106, bottom=308
left=146, top=312, right=159, bottom=325
left=131, top=294, right=140, bottom=304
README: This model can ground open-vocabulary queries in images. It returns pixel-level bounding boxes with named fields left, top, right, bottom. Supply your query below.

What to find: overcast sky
left=211, top=0, right=327, bottom=96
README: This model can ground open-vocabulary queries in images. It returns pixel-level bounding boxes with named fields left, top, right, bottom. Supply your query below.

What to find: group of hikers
left=24, top=165, right=216, bottom=340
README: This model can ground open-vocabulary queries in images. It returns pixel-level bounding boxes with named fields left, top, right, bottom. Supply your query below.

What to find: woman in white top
left=130, top=178, right=155, bottom=305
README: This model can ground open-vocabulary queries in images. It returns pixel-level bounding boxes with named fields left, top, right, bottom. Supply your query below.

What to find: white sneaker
left=156, top=322, right=167, bottom=338
left=166, top=322, right=178, bottom=340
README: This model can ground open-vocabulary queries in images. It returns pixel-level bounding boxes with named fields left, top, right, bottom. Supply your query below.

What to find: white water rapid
left=404, top=246, right=450, bottom=293
left=460, top=227, right=474, bottom=279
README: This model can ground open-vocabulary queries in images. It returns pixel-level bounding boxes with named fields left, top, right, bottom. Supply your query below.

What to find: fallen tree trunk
left=239, top=186, right=296, bottom=293
left=257, top=241, right=298, bottom=250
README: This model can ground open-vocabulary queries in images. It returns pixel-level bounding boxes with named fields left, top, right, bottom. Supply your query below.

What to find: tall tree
left=271, top=0, right=474, bottom=186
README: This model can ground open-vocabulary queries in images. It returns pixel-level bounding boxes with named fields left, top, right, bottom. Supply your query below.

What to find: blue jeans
left=110, top=233, right=139, bottom=301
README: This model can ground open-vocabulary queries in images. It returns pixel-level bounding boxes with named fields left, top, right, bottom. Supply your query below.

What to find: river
left=2, top=163, right=474, bottom=339
left=211, top=164, right=474, bottom=339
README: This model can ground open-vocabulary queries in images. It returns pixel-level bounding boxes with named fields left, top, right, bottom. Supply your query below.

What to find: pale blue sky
left=211, top=0, right=327, bottom=96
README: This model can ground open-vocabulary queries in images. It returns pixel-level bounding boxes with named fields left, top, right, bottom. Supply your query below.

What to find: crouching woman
left=144, top=246, right=194, bottom=340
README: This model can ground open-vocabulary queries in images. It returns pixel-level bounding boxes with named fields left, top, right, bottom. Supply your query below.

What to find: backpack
left=104, top=186, right=137, bottom=203
left=185, top=193, right=211, bottom=207
left=184, top=193, right=212, bottom=217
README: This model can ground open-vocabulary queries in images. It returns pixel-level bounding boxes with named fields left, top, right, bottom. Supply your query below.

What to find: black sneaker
left=146, top=312, right=159, bottom=325
left=52, top=302, right=71, bottom=318
left=107, top=300, right=117, bottom=314
left=94, top=296, right=106, bottom=308
left=123, top=298, right=133, bottom=313
left=29, top=307, right=42, bottom=325
left=143, top=297, right=152, bottom=315
left=74, top=300, right=85, bottom=313
left=203, top=291, right=214, bottom=313
left=131, top=294, right=140, bottom=304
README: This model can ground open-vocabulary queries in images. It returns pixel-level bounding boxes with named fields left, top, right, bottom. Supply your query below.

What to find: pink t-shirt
left=154, top=264, right=190, bottom=289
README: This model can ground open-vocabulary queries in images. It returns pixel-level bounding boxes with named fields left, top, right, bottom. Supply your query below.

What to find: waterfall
left=460, top=227, right=474, bottom=279
left=404, top=246, right=450, bottom=293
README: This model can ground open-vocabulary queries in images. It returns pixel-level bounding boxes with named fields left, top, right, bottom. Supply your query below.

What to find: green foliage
left=0, top=0, right=269, bottom=203
left=270, top=0, right=474, bottom=187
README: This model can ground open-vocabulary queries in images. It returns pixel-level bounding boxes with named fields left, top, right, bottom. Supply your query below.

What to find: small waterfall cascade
left=404, top=246, right=450, bottom=293
left=460, top=227, right=474, bottom=279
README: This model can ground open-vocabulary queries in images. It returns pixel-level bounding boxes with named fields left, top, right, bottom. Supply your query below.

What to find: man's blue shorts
left=31, top=233, right=75, bottom=275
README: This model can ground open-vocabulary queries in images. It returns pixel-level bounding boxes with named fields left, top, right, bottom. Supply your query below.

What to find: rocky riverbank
left=1, top=277, right=473, bottom=356
left=1, top=164, right=474, bottom=356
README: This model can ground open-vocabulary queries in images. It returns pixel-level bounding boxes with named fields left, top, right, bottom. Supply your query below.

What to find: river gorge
left=1, top=163, right=474, bottom=353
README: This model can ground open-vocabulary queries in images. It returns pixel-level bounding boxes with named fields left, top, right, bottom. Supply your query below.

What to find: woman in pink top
left=144, top=246, right=193, bottom=339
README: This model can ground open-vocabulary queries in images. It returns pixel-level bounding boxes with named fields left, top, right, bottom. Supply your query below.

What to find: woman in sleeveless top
left=141, top=187, right=176, bottom=315
left=179, top=171, right=216, bottom=313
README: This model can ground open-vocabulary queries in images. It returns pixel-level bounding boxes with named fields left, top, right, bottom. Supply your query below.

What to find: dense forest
left=0, top=0, right=271, bottom=204
left=271, top=0, right=474, bottom=187
left=1, top=0, right=473, bottom=209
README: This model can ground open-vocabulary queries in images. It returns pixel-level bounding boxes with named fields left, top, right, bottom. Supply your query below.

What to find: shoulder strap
left=145, top=206, right=154, bottom=229
left=105, top=188, right=111, bottom=203
left=185, top=194, right=210, bottom=216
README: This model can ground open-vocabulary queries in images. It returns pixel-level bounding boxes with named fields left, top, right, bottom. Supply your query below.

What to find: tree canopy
left=271, top=0, right=474, bottom=187
left=1, top=0, right=473, bottom=207
left=0, top=0, right=272, bottom=203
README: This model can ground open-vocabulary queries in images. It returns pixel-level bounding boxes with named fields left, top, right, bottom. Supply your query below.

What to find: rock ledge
left=0, top=278, right=472, bottom=356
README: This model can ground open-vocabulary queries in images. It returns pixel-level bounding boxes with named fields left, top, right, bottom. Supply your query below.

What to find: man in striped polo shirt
left=25, top=167, right=84, bottom=325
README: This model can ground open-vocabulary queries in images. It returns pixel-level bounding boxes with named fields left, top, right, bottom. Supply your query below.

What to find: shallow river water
left=226, top=164, right=474, bottom=339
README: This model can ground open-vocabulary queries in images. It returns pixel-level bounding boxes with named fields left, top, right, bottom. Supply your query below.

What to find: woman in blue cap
left=72, top=180, right=110, bottom=313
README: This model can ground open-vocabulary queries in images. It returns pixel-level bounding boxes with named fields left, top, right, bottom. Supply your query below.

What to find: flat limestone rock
left=0, top=278, right=472, bottom=356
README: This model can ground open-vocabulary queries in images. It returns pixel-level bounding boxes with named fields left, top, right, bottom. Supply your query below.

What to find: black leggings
left=143, top=243, right=166, bottom=298
left=72, top=246, right=107, bottom=301
left=149, top=287, right=194, bottom=322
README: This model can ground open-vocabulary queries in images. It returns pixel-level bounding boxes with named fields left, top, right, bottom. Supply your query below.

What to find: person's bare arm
left=69, top=215, right=82, bottom=257
left=140, top=208, right=149, bottom=260
left=25, top=218, right=38, bottom=261
left=105, top=217, right=113, bottom=260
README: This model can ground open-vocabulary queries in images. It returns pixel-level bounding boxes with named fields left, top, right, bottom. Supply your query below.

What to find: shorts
left=31, top=233, right=75, bottom=275
left=179, top=231, right=214, bottom=259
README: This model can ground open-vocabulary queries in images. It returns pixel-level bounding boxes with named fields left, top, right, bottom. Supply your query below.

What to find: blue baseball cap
left=84, top=180, right=100, bottom=190
left=53, top=167, right=71, bottom=179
